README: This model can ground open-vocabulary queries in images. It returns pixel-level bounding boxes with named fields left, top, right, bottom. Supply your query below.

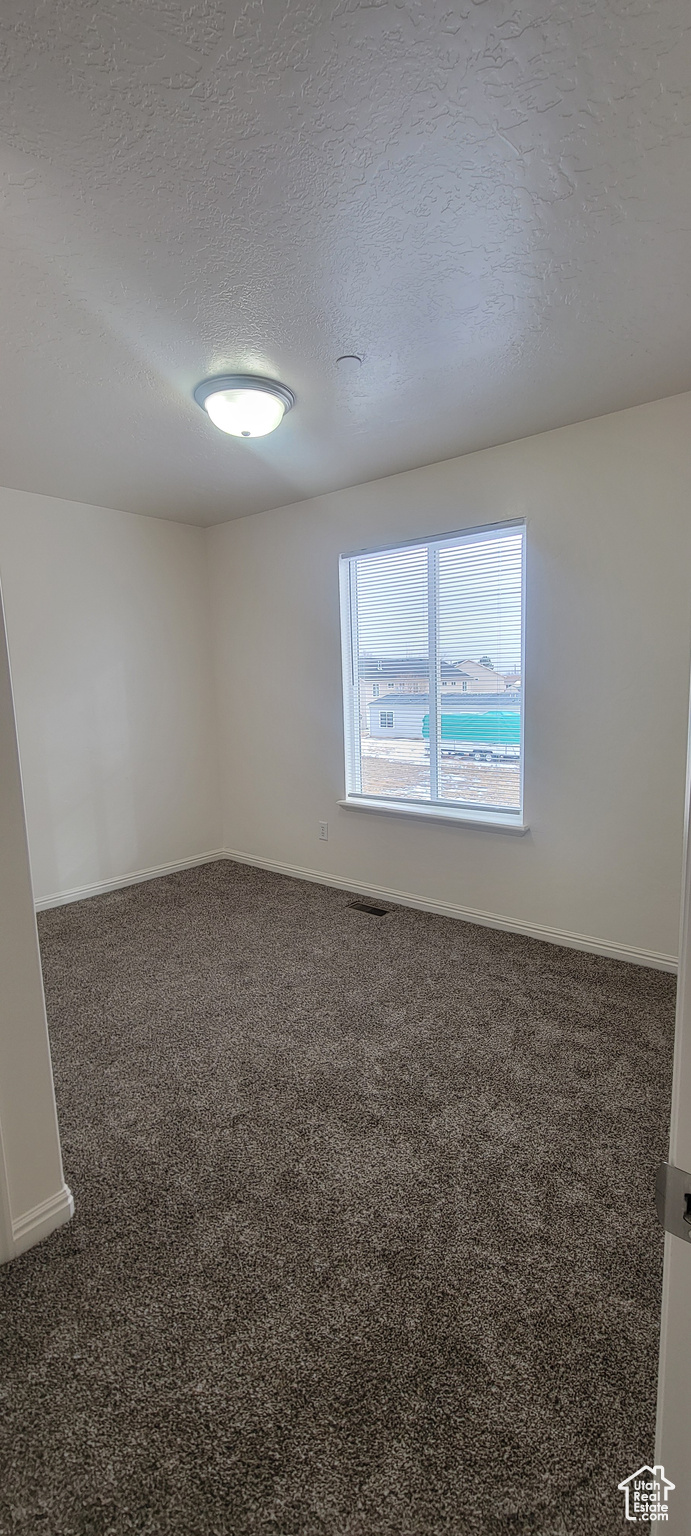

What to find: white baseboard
left=34, top=851, right=225, bottom=911
left=223, top=848, right=678, bottom=972
left=32, top=845, right=677, bottom=971
left=12, top=1182, right=74, bottom=1258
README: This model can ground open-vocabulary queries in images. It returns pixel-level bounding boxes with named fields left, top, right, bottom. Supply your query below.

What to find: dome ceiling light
left=194, top=374, right=295, bottom=438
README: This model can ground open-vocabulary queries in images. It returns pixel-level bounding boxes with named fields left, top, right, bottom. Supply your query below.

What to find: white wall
left=207, top=393, right=691, bottom=966
left=0, top=489, right=221, bottom=904
left=0, top=583, right=72, bottom=1262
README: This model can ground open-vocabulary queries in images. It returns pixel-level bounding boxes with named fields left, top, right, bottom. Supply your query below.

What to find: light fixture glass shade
left=194, top=375, right=294, bottom=438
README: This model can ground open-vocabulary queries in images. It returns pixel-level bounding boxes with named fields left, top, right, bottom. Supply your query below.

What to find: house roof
left=618, top=1467, right=675, bottom=1490
left=359, top=657, right=470, bottom=680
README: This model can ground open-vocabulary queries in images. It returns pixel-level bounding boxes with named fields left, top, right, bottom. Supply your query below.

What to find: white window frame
left=338, top=519, right=527, bottom=833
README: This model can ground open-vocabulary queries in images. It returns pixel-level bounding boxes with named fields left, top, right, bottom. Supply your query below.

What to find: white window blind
left=340, top=521, right=525, bottom=822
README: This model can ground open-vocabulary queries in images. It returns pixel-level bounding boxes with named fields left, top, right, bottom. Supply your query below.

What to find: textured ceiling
left=1, top=0, right=690, bottom=525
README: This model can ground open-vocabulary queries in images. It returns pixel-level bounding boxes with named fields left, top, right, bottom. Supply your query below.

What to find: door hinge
left=655, top=1162, right=691, bottom=1241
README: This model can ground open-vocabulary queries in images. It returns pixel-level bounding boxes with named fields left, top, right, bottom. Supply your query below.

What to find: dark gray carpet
left=0, top=860, right=676, bottom=1535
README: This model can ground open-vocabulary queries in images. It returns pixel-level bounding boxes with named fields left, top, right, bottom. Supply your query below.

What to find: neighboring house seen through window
left=340, top=521, right=525, bottom=824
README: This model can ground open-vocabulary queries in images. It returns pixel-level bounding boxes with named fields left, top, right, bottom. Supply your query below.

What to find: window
left=340, top=521, right=525, bottom=826
left=372, top=683, right=379, bottom=697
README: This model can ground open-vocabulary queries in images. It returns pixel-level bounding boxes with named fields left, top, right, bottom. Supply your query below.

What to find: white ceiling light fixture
left=194, top=374, right=295, bottom=438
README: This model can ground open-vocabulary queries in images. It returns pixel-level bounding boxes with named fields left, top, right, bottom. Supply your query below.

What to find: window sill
left=338, top=797, right=529, bottom=834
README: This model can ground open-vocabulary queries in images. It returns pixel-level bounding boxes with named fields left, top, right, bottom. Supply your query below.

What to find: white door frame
left=655, top=671, right=691, bottom=1534
left=0, top=1117, right=14, bottom=1265
left=0, top=579, right=73, bottom=1266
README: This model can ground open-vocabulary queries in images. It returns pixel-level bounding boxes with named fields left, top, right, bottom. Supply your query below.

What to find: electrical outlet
left=319, top=822, right=328, bottom=840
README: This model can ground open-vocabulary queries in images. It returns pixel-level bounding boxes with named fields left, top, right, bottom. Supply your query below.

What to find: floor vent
left=347, top=901, right=390, bottom=917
